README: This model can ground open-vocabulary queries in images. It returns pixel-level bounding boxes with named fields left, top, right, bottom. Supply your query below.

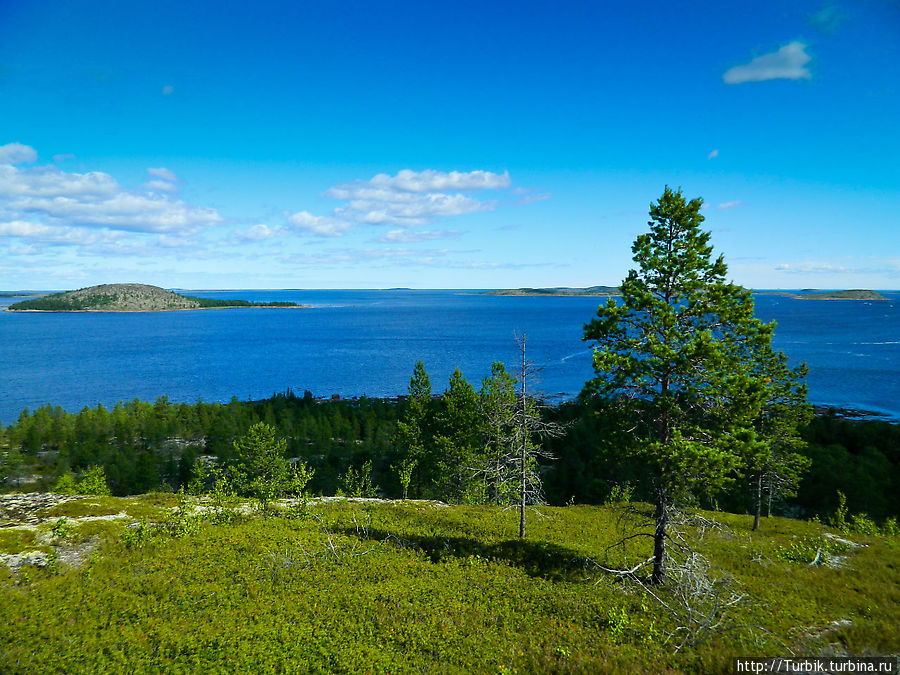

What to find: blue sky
left=1, top=0, right=898, bottom=290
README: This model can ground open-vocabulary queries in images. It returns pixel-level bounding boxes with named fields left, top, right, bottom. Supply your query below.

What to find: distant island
left=758, top=289, right=888, bottom=301
left=6, top=284, right=304, bottom=312
left=484, top=287, right=888, bottom=301
left=482, top=286, right=623, bottom=297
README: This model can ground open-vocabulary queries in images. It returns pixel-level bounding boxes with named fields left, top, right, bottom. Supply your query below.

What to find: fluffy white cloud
left=147, top=167, right=178, bottom=182
left=723, top=42, right=812, bottom=84
left=0, top=143, right=38, bottom=164
left=287, top=211, right=353, bottom=237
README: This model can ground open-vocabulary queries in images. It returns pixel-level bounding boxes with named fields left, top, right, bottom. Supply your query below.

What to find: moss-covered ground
left=0, top=496, right=897, bottom=673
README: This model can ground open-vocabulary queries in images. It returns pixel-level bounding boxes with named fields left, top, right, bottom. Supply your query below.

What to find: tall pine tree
left=583, top=187, right=777, bottom=584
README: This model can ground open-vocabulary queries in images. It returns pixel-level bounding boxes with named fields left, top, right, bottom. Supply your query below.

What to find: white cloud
left=0, top=160, right=222, bottom=235
left=337, top=193, right=492, bottom=227
left=723, top=42, right=812, bottom=84
left=287, top=211, right=353, bottom=237
left=717, top=200, right=742, bottom=210
left=378, top=229, right=460, bottom=243
left=0, top=165, right=121, bottom=199
left=0, top=219, right=115, bottom=246
left=147, top=167, right=177, bottom=182
left=15, top=193, right=221, bottom=233
left=320, top=168, right=509, bottom=227
left=708, top=149, right=719, bottom=160
left=0, top=143, right=38, bottom=165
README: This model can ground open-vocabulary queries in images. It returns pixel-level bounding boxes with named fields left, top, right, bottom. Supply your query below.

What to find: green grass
left=0, top=498, right=897, bottom=674
left=0, top=529, right=47, bottom=555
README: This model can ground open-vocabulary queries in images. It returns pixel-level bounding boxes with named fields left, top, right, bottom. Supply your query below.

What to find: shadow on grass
left=340, top=526, right=595, bottom=582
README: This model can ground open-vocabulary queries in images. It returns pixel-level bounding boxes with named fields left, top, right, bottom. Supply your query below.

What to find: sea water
left=1, top=289, right=897, bottom=425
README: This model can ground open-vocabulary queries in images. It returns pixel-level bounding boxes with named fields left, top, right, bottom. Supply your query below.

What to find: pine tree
left=392, top=361, right=433, bottom=497
left=433, top=368, right=481, bottom=503
left=583, top=186, right=775, bottom=584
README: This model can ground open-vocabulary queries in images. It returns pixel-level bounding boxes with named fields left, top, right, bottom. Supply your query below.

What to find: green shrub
left=849, top=513, right=879, bottom=536
left=77, top=466, right=111, bottom=496
left=340, top=460, right=377, bottom=498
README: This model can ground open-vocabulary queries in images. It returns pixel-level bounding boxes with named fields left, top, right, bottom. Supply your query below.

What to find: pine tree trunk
left=651, top=485, right=668, bottom=585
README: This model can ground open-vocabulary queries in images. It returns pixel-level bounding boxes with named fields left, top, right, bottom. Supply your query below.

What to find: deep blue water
left=1, top=289, right=898, bottom=425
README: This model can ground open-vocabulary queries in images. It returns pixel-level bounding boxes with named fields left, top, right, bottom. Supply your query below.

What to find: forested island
left=6, top=283, right=303, bottom=312
left=486, top=287, right=888, bottom=300
left=483, top=285, right=623, bottom=296
left=759, top=289, right=888, bottom=301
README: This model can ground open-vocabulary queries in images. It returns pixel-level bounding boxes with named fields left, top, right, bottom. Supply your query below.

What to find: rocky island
left=5, top=283, right=304, bottom=312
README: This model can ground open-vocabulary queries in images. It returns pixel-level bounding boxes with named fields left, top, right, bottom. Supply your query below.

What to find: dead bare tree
left=511, top=333, right=564, bottom=538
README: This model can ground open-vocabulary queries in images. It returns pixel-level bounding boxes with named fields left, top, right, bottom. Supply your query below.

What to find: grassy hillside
left=1, top=495, right=897, bottom=673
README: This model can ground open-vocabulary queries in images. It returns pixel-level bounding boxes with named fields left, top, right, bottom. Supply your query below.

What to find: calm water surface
left=1, top=289, right=898, bottom=425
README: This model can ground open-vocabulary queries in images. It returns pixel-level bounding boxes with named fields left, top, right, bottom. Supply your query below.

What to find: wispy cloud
left=708, top=149, right=719, bottom=160
left=0, top=143, right=37, bottom=164
left=377, top=229, right=460, bottom=243
left=775, top=262, right=850, bottom=274
left=516, top=192, right=551, bottom=206
left=723, top=42, right=812, bottom=84
left=717, top=200, right=742, bottom=210
left=287, top=211, right=353, bottom=237
left=162, top=85, right=175, bottom=95
left=235, top=224, right=285, bottom=242
left=147, top=167, right=177, bottom=182
left=286, top=246, right=554, bottom=271
left=142, top=180, right=179, bottom=193
left=810, top=3, right=846, bottom=34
